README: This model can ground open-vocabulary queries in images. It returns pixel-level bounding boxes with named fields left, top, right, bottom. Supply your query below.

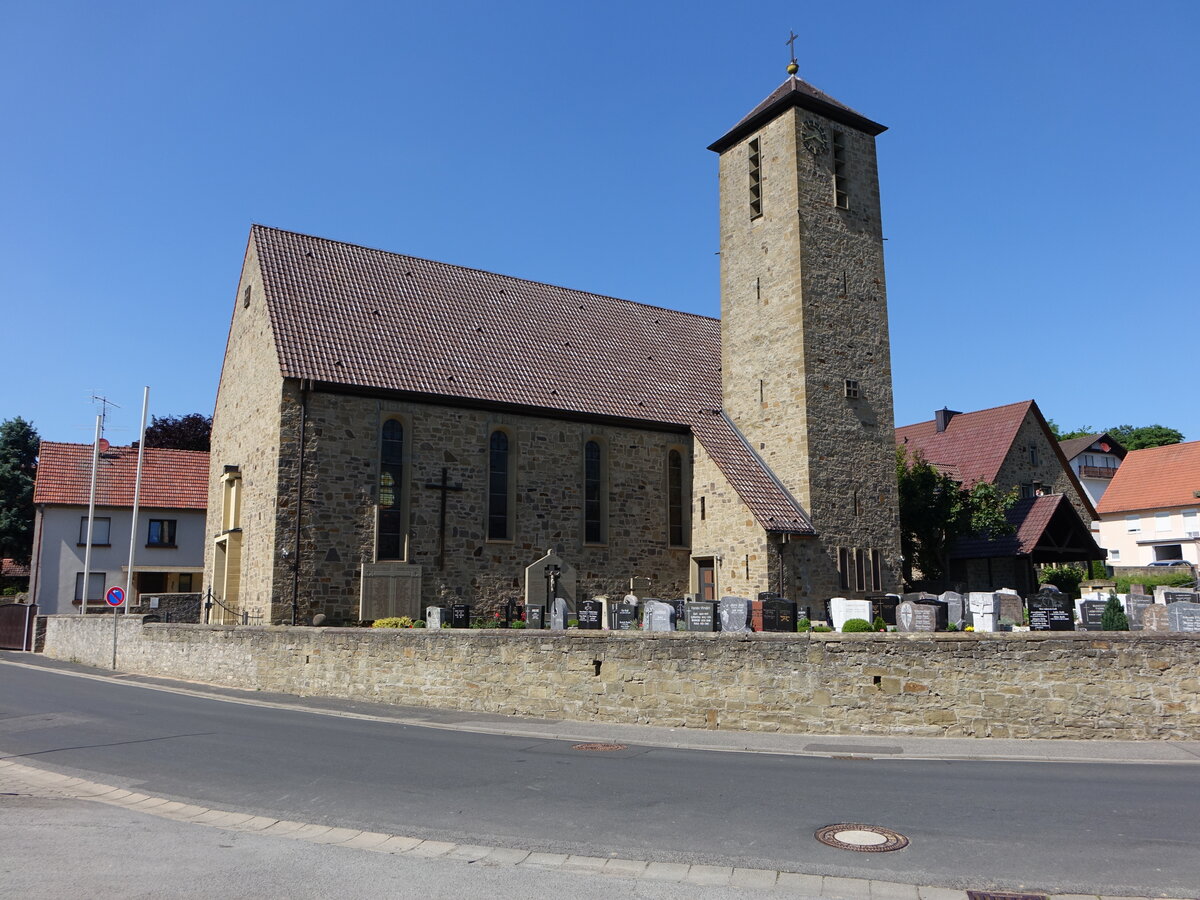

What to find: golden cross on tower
left=785, top=30, right=799, bottom=75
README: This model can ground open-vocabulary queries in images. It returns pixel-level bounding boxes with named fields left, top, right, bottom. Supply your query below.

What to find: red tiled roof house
left=208, top=73, right=904, bottom=624
left=29, top=442, right=208, bottom=615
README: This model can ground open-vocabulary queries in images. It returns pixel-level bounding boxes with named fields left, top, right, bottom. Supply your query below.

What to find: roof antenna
left=785, top=30, right=799, bottom=76
left=90, top=394, right=121, bottom=440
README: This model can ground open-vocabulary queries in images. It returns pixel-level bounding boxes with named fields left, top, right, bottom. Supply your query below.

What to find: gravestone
left=1142, top=604, right=1169, bottom=632
left=577, top=598, right=603, bottom=630
left=761, top=598, right=798, bottom=632
left=523, top=550, right=577, bottom=617
left=425, top=606, right=448, bottom=629
left=968, top=592, right=1000, bottom=632
left=996, top=589, right=1024, bottom=627
left=451, top=603, right=471, bottom=628
left=829, top=597, right=872, bottom=631
left=757, top=591, right=780, bottom=601
left=614, top=601, right=639, bottom=631
left=497, top=599, right=517, bottom=628
left=642, top=599, right=674, bottom=632
left=1168, top=601, right=1200, bottom=633
left=524, top=603, right=545, bottom=629
left=1160, top=588, right=1198, bottom=605
left=718, top=596, right=751, bottom=633
left=1126, top=593, right=1154, bottom=630
left=749, top=600, right=765, bottom=632
left=915, top=598, right=948, bottom=630
left=685, top=600, right=716, bottom=632
left=896, top=600, right=937, bottom=632
left=938, top=592, right=965, bottom=629
left=1079, top=601, right=1106, bottom=631
left=1129, top=583, right=1146, bottom=596
left=550, top=596, right=569, bottom=630
left=1028, top=591, right=1073, bottom=631
left=669, top=598, right=688, bottom=628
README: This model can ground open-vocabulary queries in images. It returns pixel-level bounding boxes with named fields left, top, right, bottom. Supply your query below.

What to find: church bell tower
left=708, top=58, right=901, bottom=595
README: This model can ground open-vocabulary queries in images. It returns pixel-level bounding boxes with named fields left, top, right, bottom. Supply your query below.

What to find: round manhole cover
left=571, top=742, right=627, bottom=752
left=815, top=823, right=909, bottom=853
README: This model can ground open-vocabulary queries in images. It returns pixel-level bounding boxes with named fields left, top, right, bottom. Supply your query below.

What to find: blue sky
left=3, top=1, right=1197, bottom=447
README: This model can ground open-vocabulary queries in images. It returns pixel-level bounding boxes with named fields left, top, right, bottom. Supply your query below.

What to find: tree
left=0, top=417, right=40, bottom=562
left=1046, top=419, right=1094, bottom=441
left=896, top=447, right=1017, bottom=589
left=1107, top=424, right=1184, bottom=451
left=1101, top=593, right=1129, bottom=631
left=143, top=413, right=212, bottom=452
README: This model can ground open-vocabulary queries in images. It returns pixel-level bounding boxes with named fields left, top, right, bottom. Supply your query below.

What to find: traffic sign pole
left=106, top=585, right=125, bottom=672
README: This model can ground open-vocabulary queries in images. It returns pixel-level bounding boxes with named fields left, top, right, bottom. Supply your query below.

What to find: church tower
left=708, top=63, right=901, bottom=596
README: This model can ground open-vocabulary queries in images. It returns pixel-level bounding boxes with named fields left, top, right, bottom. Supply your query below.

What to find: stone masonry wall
left=42, top=616, right=1200, bottom=740
left=271, top=390, right=694, bottom=623
left=995, top=411, right=1095, bottom=524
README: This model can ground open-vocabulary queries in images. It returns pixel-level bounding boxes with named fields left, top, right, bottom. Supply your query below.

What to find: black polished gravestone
left=718, top=596, right=751, bottom=633
left=451, top=604, right=471, bottom=628
left=1163, top=590, right=1197, bottom=605
left=1168, top=601, right=1200, bottom=633
left=867, top=594, right=898, bottom=626
left=761, top=598, right=798, bottom=632
left=669, top=599, right=688, bottom=628
left=1079, top=600, right=1107, bottom=631
left=497, top=599, right=517, bottom=628
left=577, top=598, right=603, bottom=630
left=685, top=601, right=716, bottom=632
left=614, top=602, right=639, bottom=631
left=1028, top=592, right=1074, bottom=631
left=524, top=603, right=545, bottom=630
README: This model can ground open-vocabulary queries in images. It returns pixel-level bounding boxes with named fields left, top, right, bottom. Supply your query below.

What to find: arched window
left=488, top=430, right=510, bottom=540
left=584, top=440, right=604, bottom=544
left=378, top=419, right=404, bottom=559
left=668, top=448, right=685, bottom=546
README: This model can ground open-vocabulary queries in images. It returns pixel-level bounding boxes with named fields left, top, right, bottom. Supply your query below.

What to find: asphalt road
left=1, top=659, right=1196, bottom=897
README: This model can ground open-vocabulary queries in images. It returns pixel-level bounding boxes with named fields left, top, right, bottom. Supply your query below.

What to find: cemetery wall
left=276, top=391, right=694, bottom=623
left=42, top=616, right=1200, bottom=740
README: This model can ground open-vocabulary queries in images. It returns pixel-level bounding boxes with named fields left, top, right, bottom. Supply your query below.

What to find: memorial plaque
left=718, top=596, right=751, bottom=633
left=749, top=600, right=764, bottom=632
left=577, top=598, right=603, bottom=630
left=829, top=597, right=872, bottom=632
left=451, top=603, right=471, bottom=628
left=1126, top=593, right=1153, bottom=630
left=1028, top=592, right=1074, bottom=631
left=896, top=600, right=937, bottom=632
left=550, top=596, right=569, bottom=630
left=685, top=601, right=716, bottom=632
left=614, top=601, right=638, bottom=631
left=1168, top=601, right=1200, bottom=633
left=1079, top=600, right=1106, bottom=631
left=761, top=598, right=798, bottom=632
left=1142, top=604, right=1169, bottom=632
left=524, top=603, right=545, bottom=629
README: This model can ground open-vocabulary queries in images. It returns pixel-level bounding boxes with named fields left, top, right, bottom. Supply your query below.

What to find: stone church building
left=205, top=72, right=903, bottom=624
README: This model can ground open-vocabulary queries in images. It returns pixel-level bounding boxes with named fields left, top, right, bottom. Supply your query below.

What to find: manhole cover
left=571, top=742, right=626, bottom=752
left=814, top=823, right=909, bottom=853
left=966, top=893, right=1048, bottom=900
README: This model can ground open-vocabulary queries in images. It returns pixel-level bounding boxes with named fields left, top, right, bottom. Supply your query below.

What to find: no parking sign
left=105, top=586, right=125, bottom=607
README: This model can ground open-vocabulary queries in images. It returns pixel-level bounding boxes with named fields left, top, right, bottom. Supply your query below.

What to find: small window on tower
left=243, top=285, right=252, bottom=308
left=844, top=379, right=860, bottom=400
left=748, top=138, right=763, bottom=219
left=832, top=131, right=849, bottom=209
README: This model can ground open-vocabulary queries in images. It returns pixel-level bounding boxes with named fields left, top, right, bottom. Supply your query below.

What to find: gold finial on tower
left=785, top=30, right=799, bottom=75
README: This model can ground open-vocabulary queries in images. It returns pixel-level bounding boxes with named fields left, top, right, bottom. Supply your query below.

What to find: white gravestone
left=425, top=606, right=446, bottom=629
left=829, top=597, right=872, bottom=632
left=642, top=599, right=674, bottom=632
left=968, top=592, right=1000, bottom=632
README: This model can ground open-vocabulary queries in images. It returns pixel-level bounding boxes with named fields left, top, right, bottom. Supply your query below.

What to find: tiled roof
left=252, top=226, right=811, bottom=534
left=1058, top=433, right=1126, bottom=462
left=895, top=401, right=1035, bottom=487
left=34, top=442, right=209, bottom=509
left=708, top=75, right=886, bottom=153
left=1096, top=440, right=1200, bottom=514
left=951, top=494, right=1099, bottom=560
left=1, top=559, right=30, bottom=578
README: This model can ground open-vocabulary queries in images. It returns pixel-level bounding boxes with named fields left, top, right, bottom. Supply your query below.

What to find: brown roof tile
left=34, top=442, right=209, bottom=510
left=1095, top=440, right=1200, bottom=514
left=951, top=494, right=1100, bottom=560
left=252, top=226, right=811, bottom=534
left=895, top=401, right=1035, bottom=487
left=1058, top=433, right=1127, bottom=462
left=1, top=559, right=30, bottom=578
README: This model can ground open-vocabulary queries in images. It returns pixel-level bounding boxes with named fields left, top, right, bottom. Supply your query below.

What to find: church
left=204, top=67, right=903, bottom=625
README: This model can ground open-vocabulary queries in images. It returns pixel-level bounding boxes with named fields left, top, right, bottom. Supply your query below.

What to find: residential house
left=895, top=401, right=1104, bottom=593
left=1058, top=432, right=1127, bottom=508
left=29, top=442, right=208, bottom=615
left=1095, top=440, right=1200, bottom=569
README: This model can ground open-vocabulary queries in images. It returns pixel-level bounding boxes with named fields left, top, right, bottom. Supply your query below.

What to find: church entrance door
left=696, top=559, right=716, bottom=601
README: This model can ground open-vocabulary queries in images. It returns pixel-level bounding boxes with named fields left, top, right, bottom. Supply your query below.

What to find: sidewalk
left=5, top=650, right=1200, bottom=766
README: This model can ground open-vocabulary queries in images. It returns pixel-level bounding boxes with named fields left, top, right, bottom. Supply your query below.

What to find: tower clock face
left=802, top=119, right=828, bottom=155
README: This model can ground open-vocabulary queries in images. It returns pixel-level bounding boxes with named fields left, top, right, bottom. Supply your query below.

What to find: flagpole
left=116, top=387, right=149, bottom=669
left=80, top=415, right=102, bottom=615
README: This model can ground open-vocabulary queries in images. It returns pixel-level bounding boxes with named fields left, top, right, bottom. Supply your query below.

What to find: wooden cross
left=423, top=467, right=464, bottom=570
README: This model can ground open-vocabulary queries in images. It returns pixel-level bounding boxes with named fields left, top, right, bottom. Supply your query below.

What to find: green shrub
left=372, top=616, right=413, bottom=629
left=796, top=618, right=811, bottom=632
left=1114, top=572, right=1194, bottom=594
left=1038, top=564, right=1086, bottom=599
left=413, top=620, right=426, bottom=628
left=841, top=618, right=873, bottom=633
left=568, top=619, right=579, bottom=628
left=509, top=620, right=526, bottom=629
left=872, top=616, right=886, bottom=632
left=1101, top=593, right=1130, bottom=631
left=945, top=623, right=958, bottom=632
left=812, top=625, right=833, bottom=632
